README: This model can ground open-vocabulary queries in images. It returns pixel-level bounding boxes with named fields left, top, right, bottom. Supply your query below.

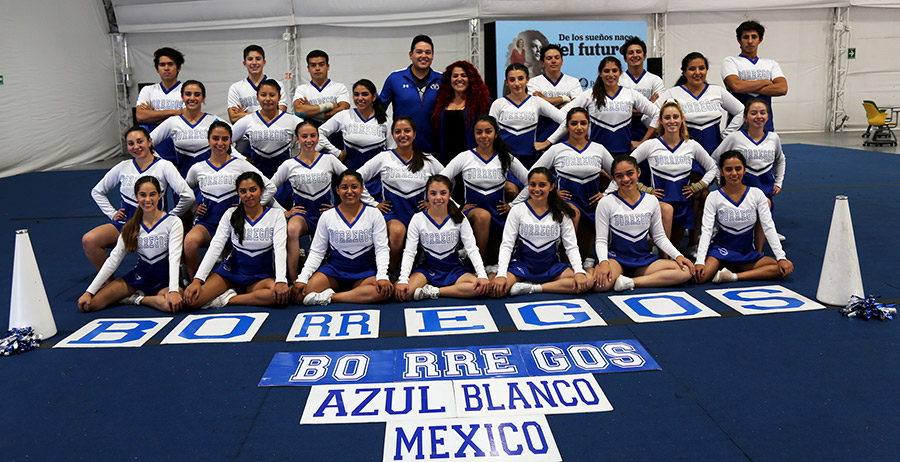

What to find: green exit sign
left=0, top=75, right=4, bottom=85
left=848, top=48, right=856, bottom=59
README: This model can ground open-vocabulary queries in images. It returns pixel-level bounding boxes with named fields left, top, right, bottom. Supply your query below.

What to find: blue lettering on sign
left=722, top=288, right=804, bottom=310
left=416, top=307, right=484, bottom=332
left=394, top=345, right=529, bottom=382
left=293, top=311, right=374, bottom=339
left=624, top=294, right=702, bottom=318
left=68, top=320, right=162, bottom=344
left=518, top=340, right=659, bottom=377
left=518, top=301, right=591, bottom=326
left=178, top=315, right=255, bottom=339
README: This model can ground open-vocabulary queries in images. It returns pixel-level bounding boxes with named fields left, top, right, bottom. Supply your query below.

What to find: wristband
left=318, top=103, right=334, bottom=113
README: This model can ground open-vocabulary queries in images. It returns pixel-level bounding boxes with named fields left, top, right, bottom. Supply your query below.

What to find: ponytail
left=476, top=115, right=513, bottom=173
left=675, top=52, right=708, bottom=87
left=230, top=171, right=265, bottom=244
left=354, top=79, right=387, bottom=124
left=592, top=57, right=622, bottom=108
left=529, top=167, right=574, bottom=223
left=121, top=176, right=161, bottom=252
left=425, top=175, right=463, bottom=224
left=392, top=117, right=427, bottom=173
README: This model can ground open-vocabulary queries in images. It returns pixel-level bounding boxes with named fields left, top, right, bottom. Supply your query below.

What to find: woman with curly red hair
left=431, top=60, right=492, bottom=166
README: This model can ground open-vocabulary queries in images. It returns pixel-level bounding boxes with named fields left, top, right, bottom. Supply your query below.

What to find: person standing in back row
left=381, top=35, right=442, bottom=154
left=722, top=21, right=787, bottom=131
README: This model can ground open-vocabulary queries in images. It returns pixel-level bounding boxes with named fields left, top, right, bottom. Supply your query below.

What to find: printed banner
left=706, top=285, right=826, bottom=315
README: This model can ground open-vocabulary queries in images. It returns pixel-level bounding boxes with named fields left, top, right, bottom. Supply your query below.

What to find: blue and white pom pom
left=840, top=295, right=897, bottom=321
left=1, top=327, right=41, bottom=356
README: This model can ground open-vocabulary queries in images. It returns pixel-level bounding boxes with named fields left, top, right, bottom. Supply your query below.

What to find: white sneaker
left=712, top=268, right=737, bottom=284
left=613, top=275, right=635, bottom=292
left=457, top=248, right=468, bottom=261
left=303, top=288, right=335, bottom=306
left=118, top=290, right=145, bottom=305
left=414, top=284, right=441, bottom=301
left=777, top=233, right=786, bottom=241
left=509, top=282, right=536, bottom=296
left=583, top=258, right=596, bottom=269
left=484, top=264, right=499, bottom=275
left=201, top=288, right=237, bottom=309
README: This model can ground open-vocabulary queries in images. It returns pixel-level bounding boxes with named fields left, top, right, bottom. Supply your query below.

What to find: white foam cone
left=9, top=230, right=57, bottom=339
left=816, top=196, right=864, bottom=306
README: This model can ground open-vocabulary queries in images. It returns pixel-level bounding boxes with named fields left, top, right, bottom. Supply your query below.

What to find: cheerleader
left=712, top=98, right=786, bottom=250
left=630, top=100, right=716, bottom=251
left=82, top=127, right=193, bottom=271
left=394, top=175, right=490, bottom=301
left=183, top=121, right=276, bottom=279
left=78, top=177, right=183, bottom=313
left=512, top=107, right=613, bottom=258
left=490, top=167, right=590, bottom=297
left=292, top=170, right=393, bottom=306
left=527, top=44, right=583, bottom=143
left=184, top=172, right=289, bottom=309
left=150, top=80, right=225, bottom=177
left=693, top=151, right=793, bottom=284
left=231, top=79, right=303, bottom=180
left=440, top=115, right=529, bottom=266
left=135, top=47, right=184, bottom=163
left=619, top=38, right=665, bottom=143
left=271, top=122, right=376, bottom=283
left=593, top=156, right=694, bottom=292
left=359, top=117, right=444, bottom=273
left=490, top=63, right=565, bottom=168
left=548, top=57, right=659, bottom=156
left=316, top=79, right=394, bottom=197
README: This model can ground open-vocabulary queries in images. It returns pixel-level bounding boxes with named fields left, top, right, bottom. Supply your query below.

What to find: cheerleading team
left=394, top=175, right=490, bottom=301
left=440, top=115, right=529, bottom=268
left=593, top=156, right=695, bottom=291
left=293, top=170, right=393, bottom=306
left=271, top=121, right=376, bottom=283
left=693, top=150, right=793, bottom=283
left=78, top=176, right=184, bottom=313
left=183, top=121, right=276, bottom=280
left=150, top=80, right=224, bottom=178
left=82, top=127, right=194, bottom=272
left=184, top=172, right=289, bottom=309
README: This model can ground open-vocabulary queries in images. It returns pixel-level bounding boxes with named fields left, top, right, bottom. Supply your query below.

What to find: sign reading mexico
left=492, top=20, right=647, bottom=96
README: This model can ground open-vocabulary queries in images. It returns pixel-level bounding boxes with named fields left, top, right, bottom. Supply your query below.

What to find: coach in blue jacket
left=380, top=34, right=442, bottom=153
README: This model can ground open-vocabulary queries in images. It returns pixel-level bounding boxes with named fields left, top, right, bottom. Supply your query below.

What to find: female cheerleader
left=490, top=63, right=565, bottom=168
left=512, top=108, right=613, bottom=259
left=712, top=98, right=786, bottom=250
left=82, top=127, right=193, bottom=271
left=184, top=172, right=289, bottom=309
left=149, top=80, right=224, bottom=178
left=593, top=156, right=694, bottom=292
left=431, top=61, right=492, bottom=166
left=630, top=100, right=717, bottom=251
left=548, top=57, right=659, bottom=156
left=394, top=175, right=490, bottom=301
left=317, top=79, right=394, bottom=197
left=293, top=170, right=393, bottom=306
left=491, top=167, right=591, bottom=297
left=271, top=121, right=376, bottom=283
left=183, top=121, right=276, bottom=279
left=440, top=115, right=529, bottom=267
left=359, top=117, right=444, bottom=274
left=78, top=177, right=183, bottom=313
left=693, top=151, right=793, bottom=283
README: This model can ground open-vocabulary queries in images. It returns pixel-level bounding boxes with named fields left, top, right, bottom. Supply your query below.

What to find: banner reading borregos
left=493, top=21, right=648, bottom=96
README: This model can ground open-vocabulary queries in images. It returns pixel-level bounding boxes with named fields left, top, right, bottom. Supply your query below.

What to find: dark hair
left=181, top=79, right=206, bottom=97
left=528, top=167, right=574, bottom=222
left=391, top=117, right=427, bottom=173
left=243, top=45, right=265, bottom=60
left=294, top=120, right=318, bottom=138
left=505, top=62, right=530, bottom=79
left=566, top=107, right=590, bottom=124
left=675, top=52, right=708, bottom=86
left=337, top=169, right=364, bottom=189
left=736, top=20, right=765, bottom=40
left=611, top=154, right=639, bottom=173
left=257, top=79, right=281, bottom=96
left=208, top=120, right=233, bottom=154
left=592, top=57, right=622, bottom=107
left=410, top=35, right=434, bottom=53
left=475, top=115, right=513, bottom=174
left=540, top=44, right=563, bottom=61
left=121, top=176, right=162, bottom=253
left=425, top=175, right=463, bottom=224
left=353, top=79, right=387, bottom=124
left=124, top=126, right=156, bottom=155
left=154, top=47, right=184, bottom=68
left=717, top=150, right=747, bottom=186
left=743, top=97, right=770, bottom=117
left=306, top=49, right=329, bottom=64
left=431, top=60, right=492, bottom=130
left=230, top=172, right=265, bottom=244
left=620, top=37, right=647, bottom=57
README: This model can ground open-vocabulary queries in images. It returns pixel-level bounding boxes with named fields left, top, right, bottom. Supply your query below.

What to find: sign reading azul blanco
left=259, top=340, right=659, bottom=387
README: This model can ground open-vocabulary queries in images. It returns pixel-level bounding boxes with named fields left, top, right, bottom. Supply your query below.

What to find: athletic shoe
left=458, top=248, right=468, bottom=261
left=118, top=290, right=145, bottom=305
left=778, top=233, right=786, bottom=241
left=484, top=264, right=499, bottom=275
left=712, top=268, right=737, bottom=284
left=179, top=264, right=191, bottom=289
left=414, top=284, right=441, bottom=301
left=583, top=258, right=597, bottom=269
left=683, top=245, right=698, bottom=260
left=613, top=275, right=635, bottom=292
left=303, top=288, right=335, bottom=306
left=201, top=288, right=237, bottom=309
left=509, top=282, right=536, bottom=296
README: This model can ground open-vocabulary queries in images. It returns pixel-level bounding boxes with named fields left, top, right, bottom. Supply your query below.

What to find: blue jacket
left=380, top=66, right=442, bottom=153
